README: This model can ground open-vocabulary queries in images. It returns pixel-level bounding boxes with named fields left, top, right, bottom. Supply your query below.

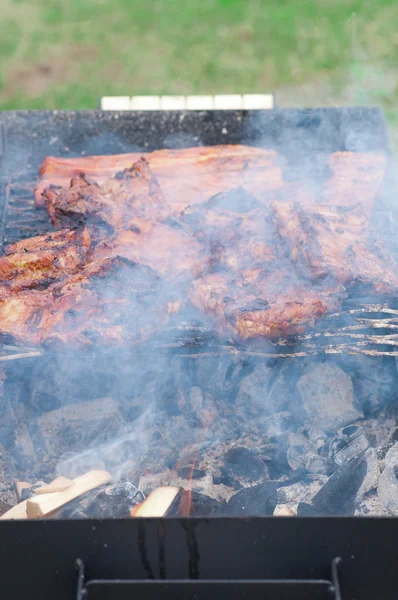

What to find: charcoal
left=335, top=355, right=398, bottom=414
left=263, top=411, right=294, bottom=436
left=278, top=476, right=326, bottom=506
left=13, top=423, right=36, bottom=468
left=236, top=364, right=276, bottom=417
left=377, top=442, right=398, bottom=514
left=286, top=433, right=314, bottom=470
left=297, top=362, right=363, bottom=432
left=329, top=426, right=370, bottom=466
left=177, top=466, right=206, bottom=479
left=195, top=355, right=245, bottom=398
left=86, top=482, right=144, bottom=518
left=226, top=482, right=279, bottom=516
left=297, top=453, right=367, bottom=516
left=20, top=481, right=46, bottom=501
left=56, top=500, right=87, bottom=519
left=167, top=490, right=227, bottom=516
left=190, top=491, right=227, bottom=515
left=357, top=448, right=380, bottom=499
left=37, top=397, right=126, bottom=458
left=305, top=454, right=330, bottom=475
left=0, top=501, right=12, bottom=516
left=223, top=447, right=266, bottom=480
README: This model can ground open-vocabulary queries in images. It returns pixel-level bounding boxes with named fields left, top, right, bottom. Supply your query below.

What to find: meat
left=41, top=158, right=171, bottom=231
left=93, top=221, right=206, bottom=280
left=0, top=144, right=392, bottom=350
left=272, top=202, right=398, bottom=294
left=190, top=270, right=346, bottom=339
left=180, top=188, right=278, bottom=274
left=35, top=145, right=284, bottom=215
left=0, top=256, right=173, bottom=347
left=0, top=227, right=92, bottom=294
left=320, top=152, right=386, bottom=216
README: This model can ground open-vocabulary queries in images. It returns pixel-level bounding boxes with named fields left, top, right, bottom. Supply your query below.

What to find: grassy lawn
left=0, top=0, right=397, bottom=138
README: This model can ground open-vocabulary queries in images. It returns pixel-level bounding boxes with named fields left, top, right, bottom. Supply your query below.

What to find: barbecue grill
left=0, top=107, right=397, bottom=600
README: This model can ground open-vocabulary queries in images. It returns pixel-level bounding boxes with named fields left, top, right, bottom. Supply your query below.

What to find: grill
left=0, top=108, right=397, bottom=600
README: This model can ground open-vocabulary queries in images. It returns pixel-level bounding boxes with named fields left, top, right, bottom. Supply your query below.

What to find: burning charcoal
left=297, top=453, right=368, bottom=516
left=278, top=476, right=326, bottom=506
left=297, top=362, right=363, bottom=432
left=357, top=448, right=380, bottom=500
left=355, top=491, right=386, bottom=516
left=195, top=355, right=244, bottom=398
left=286, top=433, right=314, bottom=471
left=330, top=432, right=369, bottom=466
left=218, top=446, right=268, bottom=488
left=236, top=364, right=276, bottom=417
left=0, top=501, right=13, bottom=517
left=376, top=425, right=398, bottom=461
left=305, top=454, right=330, bottom=475
left=263, top=411, right=294, bottom=436
left=227, top=482, right=279, bottom=516
left=86, top=482, right=144, bottom=518
left=335, top=355, right=398, bottom=415
left=378, top=443, right=398, bottom=514
left=188, top=387, right=217, bottom=428
left=167, top=490, right=227, bottom=516
left=56, top=500, right=87, bottom=519
left=20, top=481, right=46, bottom=501
left=36, top=397, right=126, bottom=458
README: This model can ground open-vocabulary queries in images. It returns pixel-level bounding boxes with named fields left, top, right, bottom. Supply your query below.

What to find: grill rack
left=2, top=168, right=398, bottom=360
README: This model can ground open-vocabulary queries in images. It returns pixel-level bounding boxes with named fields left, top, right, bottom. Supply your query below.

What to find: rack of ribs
left=35, top=145, right=285, bottom=216
left=0, top=256, right=175, bottom=347
left=0, top=145, right=391, bottom=349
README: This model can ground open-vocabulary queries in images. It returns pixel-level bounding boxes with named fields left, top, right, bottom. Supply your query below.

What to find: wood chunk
left=273, top=504, right=295, bottom=516
left=0, top=498, right=29, bottom=520
left=35, top=476, right=73, bottom=495
left=26, top=470, right=111, bottom=519
left=14, top=481, right=32, bottom=501
left=131, top=486, right=180, bottom=517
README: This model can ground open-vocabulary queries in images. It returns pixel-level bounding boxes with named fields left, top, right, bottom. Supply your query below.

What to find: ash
left=1, top=349, right=398, bottom=518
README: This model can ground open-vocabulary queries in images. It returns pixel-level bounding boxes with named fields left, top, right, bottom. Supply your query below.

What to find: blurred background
left=1, top=0, right=397, bottom=139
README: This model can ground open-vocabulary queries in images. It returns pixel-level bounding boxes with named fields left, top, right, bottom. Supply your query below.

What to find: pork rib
left=0, top=227, right=92, bottom=295
left=272, top=201, right=398, bottom=294
left=35, top=145, right=284, bottom=216
left=190, top=270, right=346, bottom=339
left=41, top=158, right=171, bottom=231
left=0, top=256, right=175, bottom=347
left=320, top=152, right=386, bottom=216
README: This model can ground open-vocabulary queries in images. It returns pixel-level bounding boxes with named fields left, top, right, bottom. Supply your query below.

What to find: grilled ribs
left=190, top=270, right=346, bottom=339
left=320, top=152, right=386, bottom=216
left=0, top=227, right=92, bottom=294
left=272, top=202, right=398, bottom=294
left=35, top=145, right=284, bottom=216
left=0, top=145, right=392, bottom=349
left=0, top=256, right=174, bottom=347
left=41, top=158, right=171, bottom=230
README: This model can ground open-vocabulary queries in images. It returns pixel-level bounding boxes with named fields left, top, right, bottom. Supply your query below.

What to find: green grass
left=0, top=0, right=397, bottom=139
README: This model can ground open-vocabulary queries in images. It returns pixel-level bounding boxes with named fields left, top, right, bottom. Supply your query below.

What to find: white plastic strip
left=100, top=96, right=131, bottom=110
left=101, top=94, right=274, bottom=111
left=214, top=94, right=243, bottom=109
left=130, top=96, right=161, bottom=110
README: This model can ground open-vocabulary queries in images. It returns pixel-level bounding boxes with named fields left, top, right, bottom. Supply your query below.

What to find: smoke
left=2, top=107, right=398, bottom=517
